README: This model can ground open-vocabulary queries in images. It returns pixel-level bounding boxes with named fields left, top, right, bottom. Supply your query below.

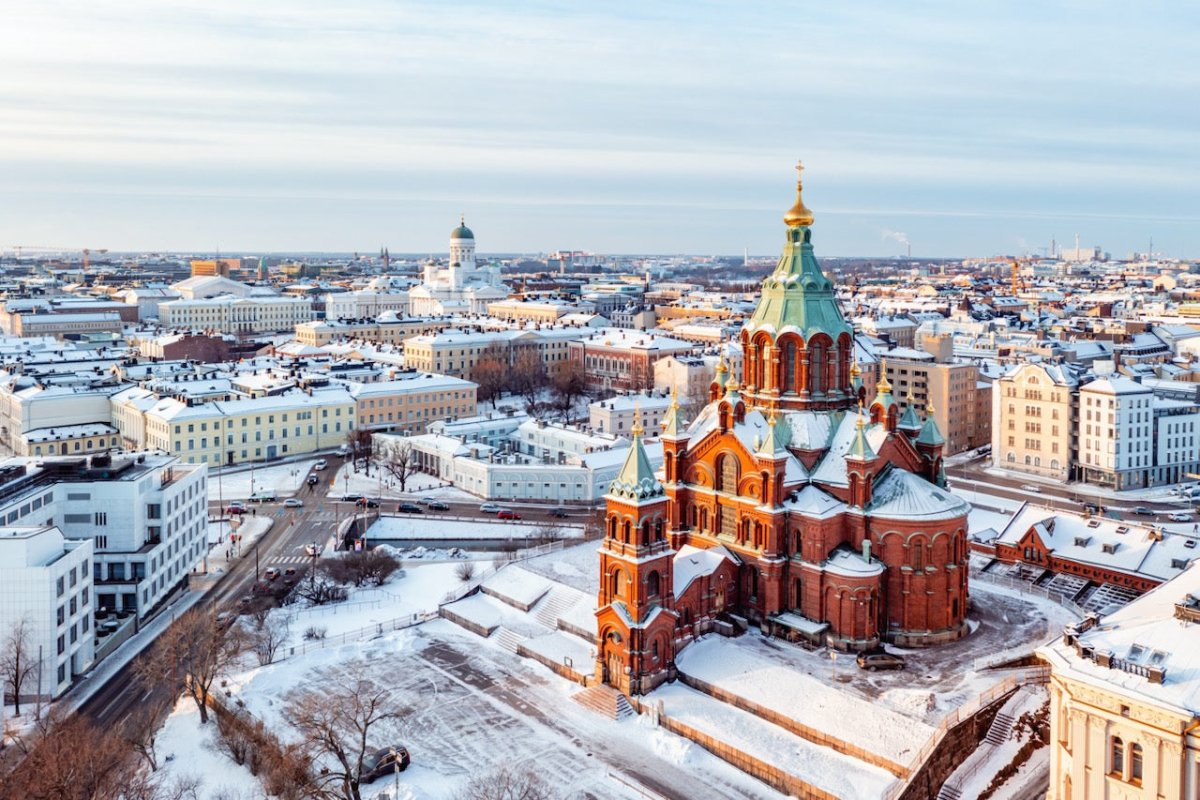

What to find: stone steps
left=984, top=712, right=1016, bottom=747
left=534, top=586, right=579, bottom=631
left=572, top=684, right=635, bottom=721
left=493, top=625, right=525, bottom=654
left=936, top=784, right=963, bottom=800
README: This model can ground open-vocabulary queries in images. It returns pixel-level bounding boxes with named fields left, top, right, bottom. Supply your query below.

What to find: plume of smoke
left=881, top=228, right=910, bottom=246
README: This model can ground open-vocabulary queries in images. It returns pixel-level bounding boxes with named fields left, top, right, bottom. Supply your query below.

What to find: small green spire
left=847, top=405, right=877, bottom=461
left=661, top=385, right=688, bottom=440
left=898, top=389, right=922, bottom=432
left=916, top=402, right=945, bottom=447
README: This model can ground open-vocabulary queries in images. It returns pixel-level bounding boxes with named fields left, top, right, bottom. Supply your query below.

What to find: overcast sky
left=2, top=1, right=1197, bottom=257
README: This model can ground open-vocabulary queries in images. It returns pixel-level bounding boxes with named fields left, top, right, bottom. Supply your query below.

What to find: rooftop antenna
left=743, top=246, right=749, bottom=267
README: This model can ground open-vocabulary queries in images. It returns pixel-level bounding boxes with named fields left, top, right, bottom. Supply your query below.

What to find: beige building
left=403, top=328, right=582, bottom=378
left=882, top=352, right=990, bottom=454
left=1040, top=561, right=1200, bottom=799
left=349, top=376, right=477, bottom=435
left=19, top=423, right=121, bottom=457
left=485, top=300, right=573, bottom=324
left=992, top=362, right=1077, bottom=480
left=158, top=295, right=314, bottom=334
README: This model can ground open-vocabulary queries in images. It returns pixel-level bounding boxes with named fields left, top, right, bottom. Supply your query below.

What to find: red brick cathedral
left=595, top=165, right=970, bottom=696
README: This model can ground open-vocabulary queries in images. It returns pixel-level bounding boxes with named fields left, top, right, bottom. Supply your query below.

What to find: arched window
left=1110, top=737, right=1124, bottom=775
left=652, top=639, right=660, bottom=660
left=784, top=341, right=797, bottom=391
left=622, top=520, right=631, bottom=543
left=654, top=519, right=664, bottom=540
left=913, top=541, right=925, bottom=571
left=1024, top=455, right=1032, bottom=465
left=749, top=569, right=759, bottom=599
left=718, top=454, right=738, bottom=494
left=1007, top=452, right=1016, bottom=463
left=648, top=571, right=660, bottom=596
left=810, top=342, right=824, bottom=394
left=1130, top=743, right=1142, bottom=783
left=641, top=521, right=650, bottom=546
left=608, top=517, right=617, bottom=539
left=614, top=569, right=627, bottom=597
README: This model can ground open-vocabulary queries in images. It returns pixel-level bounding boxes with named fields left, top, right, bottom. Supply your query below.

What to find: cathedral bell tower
left=741, top=163, right=856, bottom=413
left=595, top=409, right=679, bottom=696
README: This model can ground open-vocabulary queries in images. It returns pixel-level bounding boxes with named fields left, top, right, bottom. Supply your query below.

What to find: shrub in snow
left=303, top=625, right=327, bottom=641
left=456, top=562, right=477, bottom=582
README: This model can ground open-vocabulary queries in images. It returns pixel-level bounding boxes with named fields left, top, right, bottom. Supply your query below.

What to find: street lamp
left=388, top=746, right=403, bottom=799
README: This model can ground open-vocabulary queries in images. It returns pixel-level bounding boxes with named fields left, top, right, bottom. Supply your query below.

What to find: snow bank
left=367, top=515, right=583, bottom=541
left=482, top=565, right=553, bottom=608
left=155, top=698, right=263, bottom=800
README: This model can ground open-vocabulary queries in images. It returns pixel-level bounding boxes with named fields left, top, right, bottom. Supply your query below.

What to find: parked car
left=856, top=651, right=905, bottom=671
left=1082, top=502, right=1101, bottom=514
left=284, top=498, right=304, bottom=508
left=342, top=494, right=365, bottom=503
left=427, top=500, right=450, bottom=511
left=360, top=746, right=410, bottom=783
left=226, top=502, right=246, bottom=515
left=284, top=567, right=297, bottom=577
left=304, top=543, right=323, bottom=557
left=314, top=459, right=329, bottom=471
left=1169, top=512, right=1191, bottom=522
left=497, top=508, right=521, bottom=520
left=1020, top=484, right=1042, bottom=493
left=307, top=474, right=319, bottom=485
left=549, top=508, right=569, bottom=519
left=264, top=568, right=280, bottom=581
left=397, top=502, right=423, bottom=514
left=479, top=502, right=502, bottom=514
left=1133, top=506, right=1155, bottom=516
left=357, top=497, right=380, bottom=509
left=336, top=445, right=351, bottom=457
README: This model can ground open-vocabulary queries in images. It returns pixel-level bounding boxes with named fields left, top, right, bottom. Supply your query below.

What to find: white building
left=0, top=455, right=208, bottom=618
left=406, top=219, right=508, bottom=316
left=1040, top=561, right=1200, bottom=800
left=1079, top=376, right=1155, bottom=490
left=157, top=295, right=314, bottom=335
left=589, top=393, right=674, bottom=435
left=0, top=525, right=94, bottom=699
left=324, top=278, right=411, bottom=319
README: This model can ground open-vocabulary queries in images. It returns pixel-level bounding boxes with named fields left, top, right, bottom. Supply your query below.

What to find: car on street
left=497, top=508, right=521, bottom=520
left=856, top=651, right=905, bottom=671
left=284, top=567, right=297, bottom=578
left=314, top=459, right=329, bottom=471
left=396, top=502, right=423, bottom=514
left=1169, top=512, right=1191, bottom=522
left=284, top=498, right=304, bottom=508
left=360, top=746, right=410, bottom=783
left=342, top=494, right=365, bottom=503
left=549, top=508, right=569, bottom=518
left=226, top=502, right=246, bottom=514
left=307, top=474, right=319, bottom=485
left=1083, top=502, right=1101, bottom=514
left=357, top=497, right=380, bottom=509
left=336, top=445, right=351, bottom=457
left=1020, top=484, right=1042, bottom=493
left=479, top=502, right=502, bottom=514
left=427, top=500, right=450, bottom=511
left=264, top=568, right=280, bottom=581
left=1133, top=506, right=1155, bottom=516
left=304, top=543, right=323, bottom=557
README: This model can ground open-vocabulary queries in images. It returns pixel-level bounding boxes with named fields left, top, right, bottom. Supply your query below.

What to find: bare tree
left=121, top=692, right=174, bottom=772
left=290, top=574, right=349, bottom=607
left=510, top=348, right=548, bottom=408
left=1, top=618, right=39, bottom=716
left=250, top=613, right=292, bottom=667
left=345, top=429, right=375, bottom=475
left=135, top=608, right=246, bottom=725
left=550, top=360, right=588, bottom=422
left=323, top=550, right=400, bottom=588
left=284, top=679, right=405, bottom=800
left=460, top=765, right=551, bottom=800
left=378, top=439, right=418, bottom=493
left=455, top=561, right=476, bottom=582
left=470, top=344, right=509, bottom=408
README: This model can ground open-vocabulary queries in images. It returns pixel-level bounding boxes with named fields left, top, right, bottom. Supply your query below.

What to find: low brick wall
left=677, top=673, right=908, bottom=778
left=655, top=713, right=843, bottom=800
left=481, top=584, right=547, bottom=612
left=558, top=619, right=593, bottom=641
left=517, top=642, right=588, bottom=685
left=437, top=606, right=496, bottom=637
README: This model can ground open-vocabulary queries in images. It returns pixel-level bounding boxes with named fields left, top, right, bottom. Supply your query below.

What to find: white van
left=251, top=490, right=277, bottom=503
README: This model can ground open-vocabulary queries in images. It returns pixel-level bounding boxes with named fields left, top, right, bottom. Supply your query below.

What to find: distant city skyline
left=2, top=1, right=1198, bottom=258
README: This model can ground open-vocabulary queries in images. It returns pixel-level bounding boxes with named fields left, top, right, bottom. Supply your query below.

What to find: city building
left=589, top=392, right=674, bottom=435
left=294, top=316, right=449, bottom=347
left=992, top=361, right=1077, bottom=481
left=880, top=351, right=991, bottom=454
left=595, top=169, right=967, bottom=697
left=348, top=375, right=477, bottom=435
left=403, top=327, right=581, bottom=379
left=1040, top=560, right=1200, bottom=799
left=157, top=295, right=314, bottom=335
left=407, top=218, right=509, bottom=315
left=569, top=329, right=698, bottom=393
left=0, top=525, right=94, bottom=699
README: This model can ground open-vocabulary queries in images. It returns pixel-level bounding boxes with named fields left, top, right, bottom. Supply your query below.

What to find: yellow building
left=881, top=352, right=990, bottom=454
left=403, top=328, right=582, bottom=378
left=143, top=389, right=355, bottom=466
left=294, top=318, right=449, bottom=347
left=350, top=376, right=477, bottom=435
left=1040, top=562, right=1200, bottom=799
left=20, top=423, right=121, bottom=457
left=189, top=258, right=239, bottom=278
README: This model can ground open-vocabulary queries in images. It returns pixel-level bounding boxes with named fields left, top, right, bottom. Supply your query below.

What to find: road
left=946, top=452, right=1196, bottom=525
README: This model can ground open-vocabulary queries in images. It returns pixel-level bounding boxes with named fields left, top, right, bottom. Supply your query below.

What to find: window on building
left=1130, top=743, right=1142, bottom=783
left=1110, top=736, right=1124, bottom=775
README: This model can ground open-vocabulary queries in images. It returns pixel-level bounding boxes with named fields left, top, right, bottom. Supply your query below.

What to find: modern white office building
left=0, top=525, right=94, bottom=699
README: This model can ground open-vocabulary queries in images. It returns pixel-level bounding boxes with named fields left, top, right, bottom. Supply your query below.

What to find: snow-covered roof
left=824, top=547, right=884, bottom=578
left=866, top=467, right=969, bottom=522
left=808, top=415, right=888, bottom=487
left=782, top=484, right=847, bottom=520
left=673, top=544, right=734, bottom=596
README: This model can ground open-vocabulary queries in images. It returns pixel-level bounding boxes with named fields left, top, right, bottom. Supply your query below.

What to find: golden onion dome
left=783, top=160, right=814, bottom=228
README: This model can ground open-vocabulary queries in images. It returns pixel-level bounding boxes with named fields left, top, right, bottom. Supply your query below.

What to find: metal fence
left=280, top=611, right=438, bottom=661
left=972, top=570, right=1089, bottom=618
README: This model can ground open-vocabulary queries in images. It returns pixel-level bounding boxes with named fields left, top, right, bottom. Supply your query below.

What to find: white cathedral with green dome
left=408, top=216, right=508, bottom=316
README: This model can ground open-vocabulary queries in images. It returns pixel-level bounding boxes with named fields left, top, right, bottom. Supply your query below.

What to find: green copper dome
left=451, top=214, right=474, bottom=240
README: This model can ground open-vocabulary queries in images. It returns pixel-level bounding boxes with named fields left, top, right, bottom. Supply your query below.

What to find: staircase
left=493, top=625, right=524, bottom=654
left=985, top=711, right=1016, bottom=747
left=535, top=587, right=579, bottom=631
left=936, top=784, right=963, bottom=800
left=572, top=684, right=635, bottom=721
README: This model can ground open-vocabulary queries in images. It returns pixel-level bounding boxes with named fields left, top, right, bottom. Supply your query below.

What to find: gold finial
left=715, top=353, right=728, bottom=377
left=850, top=360, right=861, bottom=378
left=768, top=409, right=778, bottom=427
left=856, top=401, right=866, bottom=428
left=668, top=384, right=679, bottom=409
left=783, top=160, right=815, bottom=228
left=906, top=387, right=915, bottom=404
left=631, top=402, right=644, bottom=438
left=876, top=358, right=892, bottom=393
left=460, top=213, right=465, bottom=226
left=926, top=400, right=936, bottom=415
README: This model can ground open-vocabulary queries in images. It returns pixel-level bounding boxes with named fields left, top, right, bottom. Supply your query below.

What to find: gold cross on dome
left=795, top=160, right=804, bottom=179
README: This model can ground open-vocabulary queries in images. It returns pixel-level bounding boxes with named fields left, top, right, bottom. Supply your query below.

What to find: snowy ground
left=366, top=515, right=583, bottom=542
left=154, top=698, right=263, bottom=800
left=325, top=462, right=477, bottom=502
left=969, top=505, right=1015, bottom=536
left=947, top=684, right=1049, bottom=800
left=209, top=459, right=318, bottom=500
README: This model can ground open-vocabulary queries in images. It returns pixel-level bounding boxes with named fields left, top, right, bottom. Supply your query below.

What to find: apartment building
left=0, top=525, right=94, bottom=698
left=882, top=350, right=990, bottom=454
left=324, top=289, right=410, bottom=320
left=485, top=299, right=573, bottom=324
left=992, top=362, right=1077, bottom=481
left=294, top=317, right=448, bottom=347
left=0, top=383, right=123, bottom=454
left=589, top=392, right=673, bottom=435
